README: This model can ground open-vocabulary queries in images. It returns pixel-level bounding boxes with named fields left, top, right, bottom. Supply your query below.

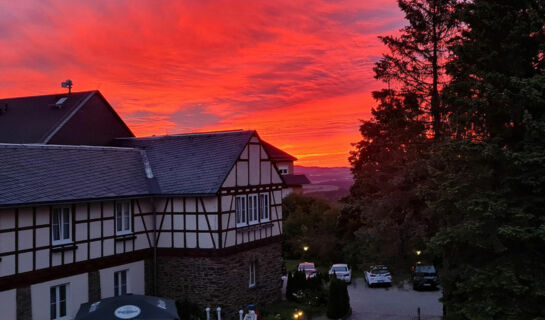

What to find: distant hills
left=294, top=166, right=353, bottom=202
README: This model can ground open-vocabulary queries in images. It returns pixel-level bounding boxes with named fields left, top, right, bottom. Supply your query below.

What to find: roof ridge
left=116, top=130, right=254, bottom=141
left=0, top=90, right=98, bottom=101
left=0, top=143, right=139, bottom=152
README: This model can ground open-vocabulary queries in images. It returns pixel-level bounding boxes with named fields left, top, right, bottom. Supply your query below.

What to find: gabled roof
left=0, top=144, right=150, bottom=207
left=261, top=140, right=297, bottom=161
left=0, top=90, right=133, bottom=144
left=114, top=130, right=256, bottom=195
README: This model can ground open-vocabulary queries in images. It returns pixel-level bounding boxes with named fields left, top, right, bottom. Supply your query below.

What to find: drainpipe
left=151, top=196, right=158, bottom=296
left=140, top=149, right=159, bottom=296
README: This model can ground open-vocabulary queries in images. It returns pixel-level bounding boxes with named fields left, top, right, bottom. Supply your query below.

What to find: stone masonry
left=155, top=241, right=282, bottom=318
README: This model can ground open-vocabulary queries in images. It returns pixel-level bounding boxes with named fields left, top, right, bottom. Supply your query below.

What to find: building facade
left=0, top=91, right=306, bottom=320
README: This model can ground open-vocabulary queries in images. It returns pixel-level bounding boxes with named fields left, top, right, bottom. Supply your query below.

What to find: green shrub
left=326, top=278, right=350, bottom=319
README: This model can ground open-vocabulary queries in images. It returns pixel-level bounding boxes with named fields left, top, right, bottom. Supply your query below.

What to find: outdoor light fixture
left=293, top=310, right=304, bottom=319
left=416, top=250, right=422, bottom=256
left=303, top=246, right=309, bottom=252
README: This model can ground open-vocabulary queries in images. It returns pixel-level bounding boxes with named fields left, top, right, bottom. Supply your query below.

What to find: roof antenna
left=61, top=79, right=73, bottom=94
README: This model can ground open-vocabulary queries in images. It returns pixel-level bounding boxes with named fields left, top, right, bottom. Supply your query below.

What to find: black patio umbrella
left=75, top=294, right=179, bottom=320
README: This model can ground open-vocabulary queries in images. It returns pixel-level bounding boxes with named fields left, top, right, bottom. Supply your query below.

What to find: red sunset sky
left=0, top=0, right=404, bottom=167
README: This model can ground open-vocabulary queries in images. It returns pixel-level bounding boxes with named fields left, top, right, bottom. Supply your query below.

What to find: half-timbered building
left=0, top=91, right=307, bottom=320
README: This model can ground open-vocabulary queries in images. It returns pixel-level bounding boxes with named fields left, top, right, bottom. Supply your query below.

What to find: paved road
left=316, top=278, right=443, bottom=320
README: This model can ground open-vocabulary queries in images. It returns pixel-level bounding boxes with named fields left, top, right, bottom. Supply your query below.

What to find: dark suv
left=411, top=265, right=438, bottom=290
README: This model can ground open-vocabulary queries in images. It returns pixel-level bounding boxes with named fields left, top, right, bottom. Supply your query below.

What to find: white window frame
left=249, top=261, right=256, bottom=288
left=259, top=193, right=270, bottom=222
left=52, top=207, right=72, bottom=246
left=248, top=194, right=259, bottom=225
left=50, top=283, right=69, bottom=320
left=115, top=201, right=132, bottom=235
left=235, top=195, right=247, bottom=227
left=114, top=270, right=128, bottom=296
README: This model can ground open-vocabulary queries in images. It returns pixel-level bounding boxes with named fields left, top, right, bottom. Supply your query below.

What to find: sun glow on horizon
left=0, top=0, right=404, bottom=167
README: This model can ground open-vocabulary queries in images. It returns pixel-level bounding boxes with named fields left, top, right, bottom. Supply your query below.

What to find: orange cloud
left=0, top=0, right=404, bottom=167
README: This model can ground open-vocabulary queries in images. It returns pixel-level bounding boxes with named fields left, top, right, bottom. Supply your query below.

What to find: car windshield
left=332, top=266, right=348, bottom=272
left=415, top=266, right=436, bottom=273
left=300, top=264, right=315, bottom=270
left=371, top=268, right=389, bottom=274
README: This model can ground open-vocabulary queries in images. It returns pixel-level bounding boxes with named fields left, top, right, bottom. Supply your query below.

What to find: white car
left=364, top=265, right=392, bottom=287
left=298, top=262, right=318, bottom=279
left=328, top=264, right=352, bottom=283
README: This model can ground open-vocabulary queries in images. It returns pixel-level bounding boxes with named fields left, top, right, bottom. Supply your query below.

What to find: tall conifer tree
left=429, top=1, right=545, bottom=318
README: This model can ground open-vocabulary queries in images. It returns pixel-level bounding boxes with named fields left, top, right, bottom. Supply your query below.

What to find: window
left=115, top=201, right=131, bottom=235
left=114, top=270, right=128, bottom=296
left=249, top=261, right=256, bottom=288
left=235, top=195, right=247, bottom=226
left=248, top=194, right=259, bottom=224
left=50, top=284, right=68, bottom=320
left=259, top=193, right=270, bottom=221
left=278, top=166, right=289, bottom=175
left=52, top=207, right=71, bottom=245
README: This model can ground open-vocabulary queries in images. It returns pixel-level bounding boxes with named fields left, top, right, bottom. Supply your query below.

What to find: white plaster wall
left=36, top=249, right=49, bottom=269
left=18, top=252, right=33, bottom=273
left=158, top=231, right=172, bottom=248
left=36, top=227, right=49, bottom=247
left=224, top=230, right=236, bottom=247
left=271, top=167, right=282, bottom=183
left=172, top=198, right=183, bottom=212
left=202, top=197, right=218, bottom=213
left=30, top=272, right=88, bottom=320
left=0, top=289, right=16, bottom=320
left=0, top=209, right=15, bottom=229
left=185, top=198, right=196, bottom=212
left=0, top=231, right=15, bottom=253
left=99, top=260, right=145, bottom=299
left=249, top=144, right=260, bottom=185
left=260, top=146, right=269, bottom=159
left=237, top=161, right=249, bottom=185
left=260, top=161, right=271, bottom=185
left=36, top=207, right=49, bottom=225
left=223, top=167, right=236, bottom=187
left=0, top=254, right=15, bottom=277
left=240, top=145, right=249, bottom=159
left=75, top=204, right=87, bottom=222
left=18, top=207, right=33, bottom=228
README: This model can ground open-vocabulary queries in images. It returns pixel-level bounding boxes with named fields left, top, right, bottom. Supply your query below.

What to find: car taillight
left=370, top=274, right=376, bottom=277
left=386, top=273, right=391, bottom=277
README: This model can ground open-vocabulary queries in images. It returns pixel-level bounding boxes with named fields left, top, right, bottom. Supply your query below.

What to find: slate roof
left=114, top=130, right=255, bottom=195
left=261, top=140, right=297, bottom=161
left=0, top=91, right=98, bottom=143
left=0, top=144, right=151, bottom=207
left=282, top=174, right=311, bottom=186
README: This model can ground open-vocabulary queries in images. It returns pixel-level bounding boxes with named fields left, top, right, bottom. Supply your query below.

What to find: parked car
left=364, top=265, right=392, bottom=287
left=411, top=265, right=438, bottom=290
left=328, top=264, right=352, bottom=283
left=297, top=262, right=318, bottom=279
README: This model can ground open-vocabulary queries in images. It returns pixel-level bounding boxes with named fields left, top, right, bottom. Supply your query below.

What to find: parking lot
left=311, top=277, right=442, bottom=320
left=344, top=278, right=443, bottom=320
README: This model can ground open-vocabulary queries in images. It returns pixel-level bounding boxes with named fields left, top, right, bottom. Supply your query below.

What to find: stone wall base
left=154, top=242, right=282, bottom=318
